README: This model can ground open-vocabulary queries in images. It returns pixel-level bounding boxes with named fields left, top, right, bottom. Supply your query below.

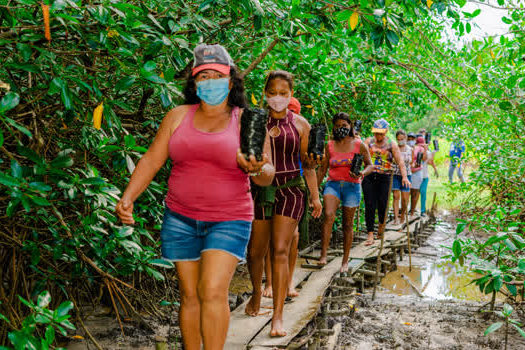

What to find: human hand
left=402, top=176, right=411, bottom=189
left=304, top=152, right=323, bottom=167
left=237, top=149, right=268, bottom=174
left=310, top=197, right=322, bottom=218
left=116, top=198, right=135, bottom=225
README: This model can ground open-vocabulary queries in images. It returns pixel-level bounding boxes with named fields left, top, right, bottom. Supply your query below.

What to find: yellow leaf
left=340, top=85, right=345, bottom=88
left=72, top=335, right=85, bottom=340
left=93, top=102, right=104, bottom=130
left=409, top=101, right=414, bottom=108
left=311, top=108, right=315, bottom=116
left=511, top=60, right=516, bottom=66
left=427, top=0, right=433, bottom=8
left=160, top=72, right=165, bottom=79
left=107, top=29, right=119, bottom=38
left=349, top=12, right=359, bottom=30
left=251, top=93, right=258, bottom=105
left=305, top=105, right=313, bottom=108
left=382, top=17, right=387, bottom=26
left=404, top=322, right=412, bottom=326
left=476, top=55, right=483, bottom=65
left=490, top=49, right=495, bottom=59
left=391, top=91, right=400, bottom=95
left=317, top=91, right=321, bottom=96
left=372, top=74, right=376, bottom=82
left=338, top=58, right=344, bottom=64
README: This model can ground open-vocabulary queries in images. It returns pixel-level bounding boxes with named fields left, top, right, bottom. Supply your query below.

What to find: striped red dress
left=254, top=111, right=305, bottom=221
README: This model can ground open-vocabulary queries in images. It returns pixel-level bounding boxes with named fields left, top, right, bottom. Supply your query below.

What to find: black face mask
left=333, top=127, right=350, bottom=140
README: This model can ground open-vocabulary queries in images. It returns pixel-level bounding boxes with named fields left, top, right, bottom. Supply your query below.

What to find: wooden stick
left=372, top=174, right=394, bottom=300
left=405, top=208, right=412, bottom=272
left=401, top=274, right=424, bottom=298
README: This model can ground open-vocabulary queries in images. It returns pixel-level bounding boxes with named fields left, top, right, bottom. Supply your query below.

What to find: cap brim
left=192, top=64, right=231, bottom=76
left=372, top=128, right=387, bottom=133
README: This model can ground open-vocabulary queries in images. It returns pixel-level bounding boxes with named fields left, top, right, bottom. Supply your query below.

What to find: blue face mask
left=196, top=78, right=230, bottom=106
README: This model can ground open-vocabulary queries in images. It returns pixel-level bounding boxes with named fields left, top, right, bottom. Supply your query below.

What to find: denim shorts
left=392, top=174, right=412, bottom=193
left=160, top=207, right=252, bottom=262
left=323, top=181, right=361, bottom=208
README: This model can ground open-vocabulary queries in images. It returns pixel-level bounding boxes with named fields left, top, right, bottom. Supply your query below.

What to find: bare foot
left=245, top=295, right=260, bottom=317
left=262, top=285, right=273, bottom=298
left=270, top=317, right=287, bottom=337
left=340, top=262, right=349, bottom=273
left=365, top=233, right=375, bottom=246
left=287, top=287, right=299, bottom=298
left=317, top=256, right=327, bottom=266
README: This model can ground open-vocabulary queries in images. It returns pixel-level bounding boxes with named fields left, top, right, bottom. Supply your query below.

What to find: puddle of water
left=381, top=262, right=498, bottom=301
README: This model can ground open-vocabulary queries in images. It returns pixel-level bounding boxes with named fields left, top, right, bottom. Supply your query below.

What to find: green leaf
left=503, top=303, right=513, bottom=316
left=116, top=226, right=134, bottom=238
left=37, top=291, right=52, bottom=308
left=120, top=239, right=142, bottom=253
left=452, top=240, right=461, bottom=258
left=50, top=155, right=74, bottom=168
left=55, top=301, right=73, bottom=319
left=115, top=76, right=136, bottom=92
left=501, top=17, right=512, bottom=24
left=506, top=284, right=517, bottom=296
left=512, top=324, right=525, bottom=339
left=149, top=259, right=174, bottom=269
left=145, top=266, right=165, bottom=281
left=0, top=129, right=3, bottom=147
left=4, top=116, right=32, bottom=138
left=494, top=276, right=503, bottom=291
left=484, top=322, right=503, bottom=335
left=499, top=101, right=512, bottom=110
left=145, top=74, right=166, bottom=84
left=0, top=92, right=20, bottom=113
left=45, top=325, right=55, bottom=344
left=386, top=30, right=399, bottom=46
left=79, top=177, right=105, bottom=185
left=125, top=154, right=135, bottom=174
left=31, top=196, right=51, bottom=206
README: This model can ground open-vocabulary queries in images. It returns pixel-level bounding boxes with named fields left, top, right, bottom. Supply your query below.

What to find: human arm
left=428, top=151, right=439, bottom=177
left=297, top=116, right=322, bottom=218
left=358, top=141, right=374, bottom=178
left=116, top=106, right=187, bottom=224
left=391, top=142, right=410, bottom=187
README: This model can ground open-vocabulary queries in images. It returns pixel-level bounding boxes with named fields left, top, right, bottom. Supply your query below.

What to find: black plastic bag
left=433, top=139, right=439, bottom=151
left=240, top=108, right=268, bottom=161
left=416, top=151, right=424, bottom=167
left=354, top=119, right=362, bottom=134
left=425, top=132, right=431, bottom=144
left=350, top=153, right=363, bottom=176
left=308, top=124, right=326, bottom=158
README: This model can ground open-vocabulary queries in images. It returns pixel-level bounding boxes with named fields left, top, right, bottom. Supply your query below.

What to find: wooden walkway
left=226, top=214, right=429, bottom=349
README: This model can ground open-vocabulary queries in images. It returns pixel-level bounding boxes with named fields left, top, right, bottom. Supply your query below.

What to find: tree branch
left=240, top=37, right=280, bottom=78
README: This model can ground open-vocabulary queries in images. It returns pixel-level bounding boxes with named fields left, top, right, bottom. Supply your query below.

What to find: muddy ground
left=66, top=214, right=525, bottom=349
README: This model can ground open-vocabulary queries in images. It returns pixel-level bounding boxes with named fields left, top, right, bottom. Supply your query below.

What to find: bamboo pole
left=372, top=174, right=394, bottom=300
left=405, top=208, right=412, bottom=271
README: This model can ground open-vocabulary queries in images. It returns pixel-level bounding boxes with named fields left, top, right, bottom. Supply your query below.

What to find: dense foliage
left=0, top=0, right=523, bottom=346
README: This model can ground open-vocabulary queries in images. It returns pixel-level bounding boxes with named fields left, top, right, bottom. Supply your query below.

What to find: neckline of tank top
left=330, top=139, right=360, bottom=153
left=370, top=138, right=391, bottom=148
left=189, top=104, right=238, bottom=135
left=268, top=110, right=293, bottom=123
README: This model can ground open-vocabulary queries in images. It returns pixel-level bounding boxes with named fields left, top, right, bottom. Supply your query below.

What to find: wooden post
left=405, top=209, right=412, bottom=271
left=372, top=174, right=394, bottom=301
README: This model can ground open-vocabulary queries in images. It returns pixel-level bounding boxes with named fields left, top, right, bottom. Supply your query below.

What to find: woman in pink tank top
left=115, top=44, right=275, bottom=350
left=316, top=113, right=373, bottom=273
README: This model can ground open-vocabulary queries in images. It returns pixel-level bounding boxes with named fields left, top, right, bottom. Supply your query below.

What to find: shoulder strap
left=327, top=140, right=334, bottom=156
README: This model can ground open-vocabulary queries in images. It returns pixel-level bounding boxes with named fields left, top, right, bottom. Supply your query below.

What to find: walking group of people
left=115, top=44, right=438, bottom=349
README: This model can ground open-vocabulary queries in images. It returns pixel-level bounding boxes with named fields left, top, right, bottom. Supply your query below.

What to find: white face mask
left=267, top=95, right=291, bottom=112
left=408, top=140, right=416, bottom=147
left=398, top=140, right=406, bottom=146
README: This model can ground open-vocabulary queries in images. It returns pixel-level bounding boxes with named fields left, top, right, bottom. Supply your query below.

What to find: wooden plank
left=384, top=231, right=406, bottom=242
left=348, top=241, right=379, bottom=259
left=249, top=257, right=343, bottom=348
left=226, top=269, right=311, bottom=349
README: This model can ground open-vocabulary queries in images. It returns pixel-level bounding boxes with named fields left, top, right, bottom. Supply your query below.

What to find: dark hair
left=264, top=70, right=294, bottom=91
left=332, top=112, right=355, bottom=137
left=396, top=129, right=407, bottom=138
left=183, top=66, right=247, bottom=108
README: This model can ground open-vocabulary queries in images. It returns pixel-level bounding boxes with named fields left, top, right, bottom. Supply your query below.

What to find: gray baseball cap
left=192, top=44, right=234, bottom=76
